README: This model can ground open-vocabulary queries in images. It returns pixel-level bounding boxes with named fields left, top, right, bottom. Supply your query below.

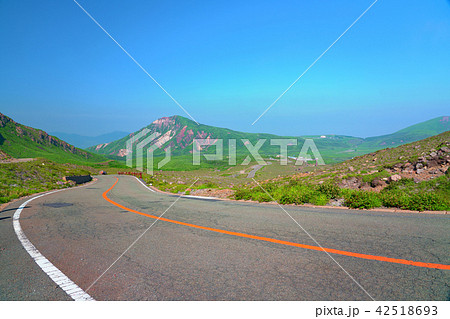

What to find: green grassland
left=0, top=112, right=109, bottom=165
left=233, top=174, right=450, bottom=211
left=363, top=116, right=450, bottom=150
left=232, top=131, right=450, bottom=211
left=139, top=131, right=450, bottom=211
left=0, top=129, right=107, bottom=165
left=0, top=159, right=98, bottom=204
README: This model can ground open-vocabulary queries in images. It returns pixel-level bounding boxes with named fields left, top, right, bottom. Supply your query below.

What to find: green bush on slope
left=232, top=175, right=450, bottom=211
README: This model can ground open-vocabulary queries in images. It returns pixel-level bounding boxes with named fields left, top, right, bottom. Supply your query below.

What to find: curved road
left=0, top=175, right=449, bottom=300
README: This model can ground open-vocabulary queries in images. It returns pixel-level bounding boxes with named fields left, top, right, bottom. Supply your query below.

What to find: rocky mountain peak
left=151, top=116, right=178, bottom=129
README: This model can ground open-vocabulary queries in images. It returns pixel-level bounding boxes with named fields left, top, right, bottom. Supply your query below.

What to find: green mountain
left=88, top=115, right=449, bottom=166
left=88, top=115, right=297, bottom=157
left=0, top=112, right=108, bottom=164
left=362, top=116, right=450, bottom=150
left=88, top=115, right=372, bottom=164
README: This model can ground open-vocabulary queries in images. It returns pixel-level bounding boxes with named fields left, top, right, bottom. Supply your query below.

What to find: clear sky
left=0, top=0, right=449, bottom=137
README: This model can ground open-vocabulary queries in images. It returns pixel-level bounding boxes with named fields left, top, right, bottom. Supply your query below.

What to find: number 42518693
left=376, top=305, right=438, bottom=316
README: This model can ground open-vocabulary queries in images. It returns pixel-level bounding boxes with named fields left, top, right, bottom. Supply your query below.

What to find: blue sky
left=0, top=0, right=449, bottom=137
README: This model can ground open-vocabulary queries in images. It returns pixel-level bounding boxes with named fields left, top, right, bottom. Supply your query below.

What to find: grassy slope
left=362, top=116, right=450, bottom=150
left=0, top=150, right=10, bottom=160
left=0, top=112, right=109, bottom=165
left=0, top=159, right=98, bottom=203
left=233, top=131, right=450, bottom=211
left=0, top=113, right=130, bottom=204
left=331, top=130, right=450, bottom=172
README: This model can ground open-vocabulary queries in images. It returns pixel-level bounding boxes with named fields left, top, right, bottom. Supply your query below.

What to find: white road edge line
left=182, top=195, right=218, bottom=200
left=134, top=176, right=218, bottom=200
left=134, top=177, right=156, bottom=193
left=13, top=189, right=95, bottom=301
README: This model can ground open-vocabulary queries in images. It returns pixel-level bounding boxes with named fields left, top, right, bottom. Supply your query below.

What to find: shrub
left=380, top=191, right=410, bottom=209
left=196, top=181, right=218, bottom=189
left=361, top=170, right=391, bottom=183
left=170, top=184, right=189, bottom=194
left=383, top=178, right=415, bottom=192
left=289, top=185, right=316, bottom=204
left=234, top=188, right=254, bottom=200
left=317, top=182, right=341, bottom=199
left=310, top=193, right=330, bottom=206
left=433, top=175, right=450, bottom=193
left=253, top=192, right=272, bottom=202
left=278, top=189, right=300, bottom=204
left=344, top=190, right=382, bottom=209
left=406, top=193, right=450, bottom=211
left=259, top=182, right=280, bottom=193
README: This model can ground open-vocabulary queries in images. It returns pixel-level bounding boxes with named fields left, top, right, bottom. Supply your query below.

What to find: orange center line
left=103, top=177, right=450, bottom=270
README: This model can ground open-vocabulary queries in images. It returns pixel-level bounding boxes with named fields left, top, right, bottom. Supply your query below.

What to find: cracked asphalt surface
left=0, top=175, right=449, bottom=300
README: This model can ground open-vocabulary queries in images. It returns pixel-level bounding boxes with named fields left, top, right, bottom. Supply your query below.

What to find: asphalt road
left=1, top=175, right=449, bottom=300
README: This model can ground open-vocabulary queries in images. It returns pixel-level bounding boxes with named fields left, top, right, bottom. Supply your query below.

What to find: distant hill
left=88, top=115, right=372, bottom=164
left=0, top=112, right=108, bottom=164
left=362, top=116, right=450, bottom=150
left=50, top=131, right=130, bottom=149
left=87, top=115, right=449, bottom=165
left=87, top=115, right=294, bottom=157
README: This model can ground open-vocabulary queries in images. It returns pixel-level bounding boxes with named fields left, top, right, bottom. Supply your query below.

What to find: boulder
left=371, top=178, right=386, bottom=188
left=426, top=159, right=439, bottom=168
left=388, top=174, right=402, bottom=183
left=340, top=177, right=361, bottom=189
left=329, top=198, right=344, bottom=207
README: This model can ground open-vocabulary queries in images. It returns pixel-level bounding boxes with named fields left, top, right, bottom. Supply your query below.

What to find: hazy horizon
left=49, top=114, right=450, bottom=140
